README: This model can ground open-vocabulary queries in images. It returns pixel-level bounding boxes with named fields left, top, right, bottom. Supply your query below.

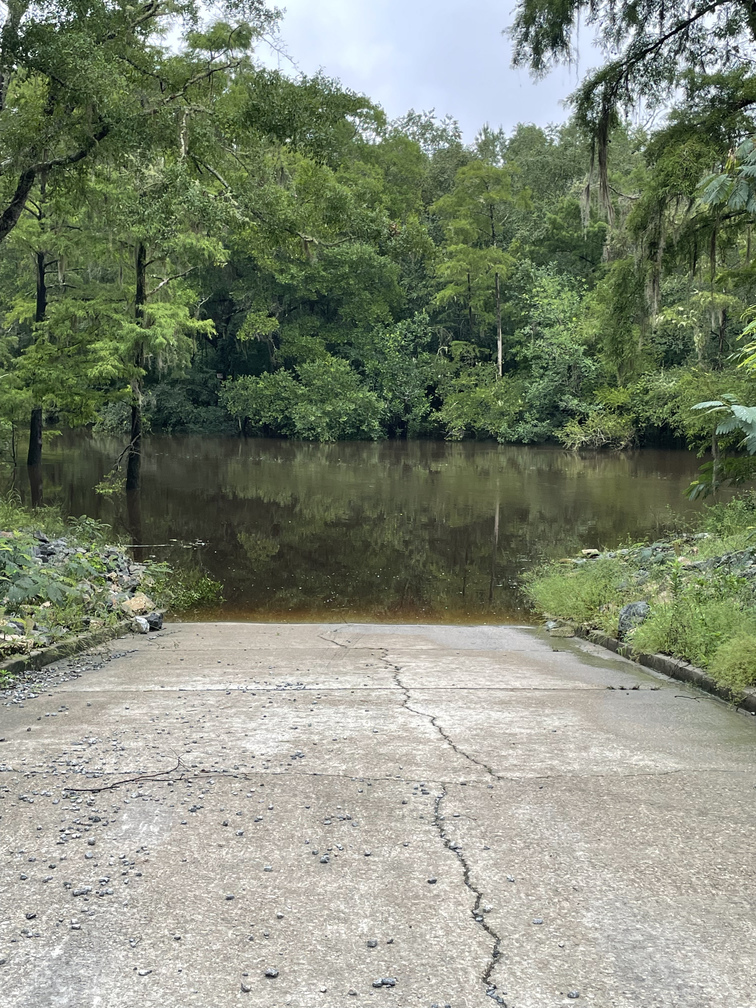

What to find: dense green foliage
left=0, top=498, right=128, bottom=661
left=526, top=494, right=756, bottom=692
left=2, top=0, right=756, bottom=502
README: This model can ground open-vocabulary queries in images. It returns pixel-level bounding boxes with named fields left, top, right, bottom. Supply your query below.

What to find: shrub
left=433, top=363, right=524, bottom=441
left=0, top=493, right=64, bottom=536
left=291, top=358, right=385, bottom=441
left=93, top=400, right=132, bottom=436
left=709, top=635, right=756, bottom=692
left=557, top=411, right=636, bottom=450
left=702, top=492, right=756, bottom=538
left=221, top=357, right=386, bottom=441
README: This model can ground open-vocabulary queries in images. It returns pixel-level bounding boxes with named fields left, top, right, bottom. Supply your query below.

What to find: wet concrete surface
left=0, top=622, right=754, bottom=1008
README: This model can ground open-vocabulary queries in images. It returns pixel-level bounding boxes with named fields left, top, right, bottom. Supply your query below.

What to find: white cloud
left=260, top=0, right=594, bottom=139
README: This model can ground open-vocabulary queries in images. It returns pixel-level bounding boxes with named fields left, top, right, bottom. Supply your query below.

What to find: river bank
left=525, top=493, right=756, bottom=695
left=0, top=498, right=198, bottom=683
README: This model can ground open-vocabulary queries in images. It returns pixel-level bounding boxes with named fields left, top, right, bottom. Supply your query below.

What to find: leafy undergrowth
left=525, top=493, right=756, bottom=694
left=0, top=497, right=219, bottom=674
left=0, top=496, right=226, bottom=674
left=0, top=509, right=139, bottom=667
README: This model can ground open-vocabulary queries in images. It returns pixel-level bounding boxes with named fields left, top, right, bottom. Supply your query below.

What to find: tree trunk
left=27, top=463, right=43, bottom=508
left=126, top=242, right=147, bottom=491
left=35, top=249, right=47, bottom=321
left=27, top=406, right=43, bottom=467
left=717, top=308, right=727, bottom=367
left=125, top=386, right=142, bottom=491
left=488, top=497, right=500, bottom=603
left=27, top=246, right=47, bottom=468
left=126, top=487, right=148, bottom=561
left=467, top=272, right=474, bottom=341
left=495, top=272, right=503, bottom=378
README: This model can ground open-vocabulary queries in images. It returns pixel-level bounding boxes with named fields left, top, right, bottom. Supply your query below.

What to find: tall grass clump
left=524, top=556, right=635, bottom=630
left=525, top=492, right=756, bottom=694
left=702, top=491, right=756, bottom=538
left=709, top=636, right=756, bottom=692
left=0, top=493, right=65, bottom=537
left=632, top=596, right=756, bottom=668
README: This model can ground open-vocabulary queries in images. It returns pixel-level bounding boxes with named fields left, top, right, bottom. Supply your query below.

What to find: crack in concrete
left=431, top=786, right=507, bottom=1005
left=381, top=652, right=507, bottom=1002
left=382, top=654, right=499, bottom=782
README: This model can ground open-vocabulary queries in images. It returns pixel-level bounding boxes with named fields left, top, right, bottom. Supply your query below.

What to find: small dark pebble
left=367, top=939, right=378, bottom=948
left=567, top=992, right=580, bottom=1000
left=427, top=877, right=437, bottom=884
left=264, top=968, right=279, bottom=978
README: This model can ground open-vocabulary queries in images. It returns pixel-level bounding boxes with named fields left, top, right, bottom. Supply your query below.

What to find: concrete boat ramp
left=1, top=621, right=755, bottom=1008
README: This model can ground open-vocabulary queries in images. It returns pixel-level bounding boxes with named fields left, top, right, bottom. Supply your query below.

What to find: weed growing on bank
left=0, top=496, right=222, bottom=666
left=147, top=565, right=223, bottom=611
left=525, top=493, right=756, bottom=694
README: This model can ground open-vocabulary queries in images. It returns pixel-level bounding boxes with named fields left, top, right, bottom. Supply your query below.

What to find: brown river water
left=15, top=434, right=709, bottom=623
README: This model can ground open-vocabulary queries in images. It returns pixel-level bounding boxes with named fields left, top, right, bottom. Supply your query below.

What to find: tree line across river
left=3, top=0, right=756, bottom=497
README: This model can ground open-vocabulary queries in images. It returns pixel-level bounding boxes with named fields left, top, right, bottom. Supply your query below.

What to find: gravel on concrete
left=0, top=621, right=754, bottom=1008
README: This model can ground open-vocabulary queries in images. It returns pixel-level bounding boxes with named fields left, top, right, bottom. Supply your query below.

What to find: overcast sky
left=260, top=0, right=593, bottom=141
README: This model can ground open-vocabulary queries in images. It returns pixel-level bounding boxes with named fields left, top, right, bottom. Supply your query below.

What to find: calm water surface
left=22, top=434, right=708, bottom=623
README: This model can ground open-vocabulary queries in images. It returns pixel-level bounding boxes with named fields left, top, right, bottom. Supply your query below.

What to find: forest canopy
left=2, top=0, right=756, bottom=494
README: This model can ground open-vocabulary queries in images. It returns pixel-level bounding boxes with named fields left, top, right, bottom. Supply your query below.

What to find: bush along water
left=524, top=494, right=756, bottom=696
left=0, top=499, right=220, bottom=669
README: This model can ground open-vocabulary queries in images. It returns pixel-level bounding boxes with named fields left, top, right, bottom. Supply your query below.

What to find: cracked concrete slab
left=1, top=621, right=755, bottom=1008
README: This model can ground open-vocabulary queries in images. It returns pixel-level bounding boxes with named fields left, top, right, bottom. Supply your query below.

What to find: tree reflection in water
left=38, top=434, right=705, bottom=623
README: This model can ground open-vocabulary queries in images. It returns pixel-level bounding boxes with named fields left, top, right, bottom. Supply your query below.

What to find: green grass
left=524, top=556, right=637, bottom=632
left=0, top=495, right=133, bottom=667
left=0, top=493, right=65, bottom=537
left=632, top=596, right=756, bottom=669
left=710, top=635, right=756, bottom=692
left=525, top=493, right=756, bottom=696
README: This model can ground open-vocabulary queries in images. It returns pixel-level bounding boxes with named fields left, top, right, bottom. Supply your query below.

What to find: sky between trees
left=259, top=0, right=595, bottom=139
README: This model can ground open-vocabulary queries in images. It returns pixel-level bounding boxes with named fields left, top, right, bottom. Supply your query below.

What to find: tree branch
left=149, top=266, right=197, bottom=294
left=0, top=167, right=36, bottom=243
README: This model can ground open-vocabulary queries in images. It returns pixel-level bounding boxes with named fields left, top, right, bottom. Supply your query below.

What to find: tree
left=85, top=157, right=222, bottom=489
left=0, top=1, right=277, bottom=245
left=432, top=160, right=521, bottom=364
left=687, top=396, right=756, bottom=497
left=0, top=172, right=120, bottom=500
left=510, top=0, right=756, bottom=215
